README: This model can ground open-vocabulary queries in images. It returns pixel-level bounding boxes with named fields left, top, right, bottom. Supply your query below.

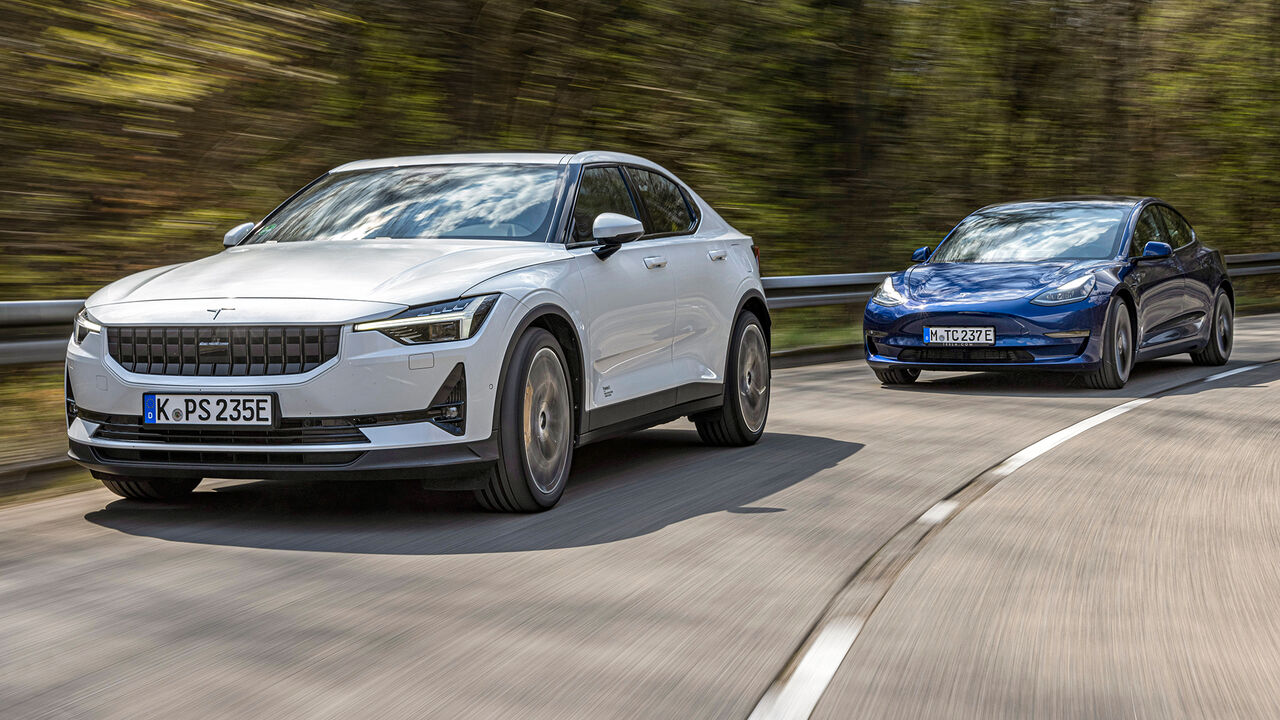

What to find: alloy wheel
left=522, top=347, right=571, bottom=495
left=737, top=323, right=769, bottom=433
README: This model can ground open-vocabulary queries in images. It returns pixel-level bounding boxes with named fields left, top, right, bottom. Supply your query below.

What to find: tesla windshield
left=247, top=164, right=564, bottom=244
left=930, top=205, right=1129, bottom=263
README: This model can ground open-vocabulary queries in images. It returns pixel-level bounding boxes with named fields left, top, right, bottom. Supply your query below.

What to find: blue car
left=864, top=196, right=1234, bottom=389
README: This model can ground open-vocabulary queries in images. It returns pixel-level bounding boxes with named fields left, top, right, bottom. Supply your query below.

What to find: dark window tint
left=1157, top=206, right=1193, bottom=248
left=1130, top=207, right=1167, bottom=257
left=572, top=167, right=638, bottom=243
left=624, top=168, right=694, bottom=234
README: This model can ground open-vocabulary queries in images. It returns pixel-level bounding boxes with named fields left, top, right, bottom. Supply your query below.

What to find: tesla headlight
left=1031, top=274, right=1096, bottom=306
left=871, top=277, right=908, bottom=307
left=73, top=309, right=102, bottom=344
left=353, top=295, right=499, bottom=344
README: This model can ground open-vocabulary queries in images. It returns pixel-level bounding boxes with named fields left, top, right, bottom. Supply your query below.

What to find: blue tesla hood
left=903, top=261, right=1105, bottom=303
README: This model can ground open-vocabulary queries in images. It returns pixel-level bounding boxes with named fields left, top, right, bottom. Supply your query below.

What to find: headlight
left=1031, top=275, right=1096, bottom=306
left=73, top=309, right=102, bottom=344
left=871, top=277, right=908, bottom=307
left=353, top=295, right=499, bottom=344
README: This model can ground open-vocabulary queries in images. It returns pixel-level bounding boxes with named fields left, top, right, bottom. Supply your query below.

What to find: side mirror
left=591, top=213, right=644, bottom=259
left=911, top=246, right=931, bottom=263
left=1139, top=241, right=1173, bottom=260
left=223, top=221, right=255, bottom=247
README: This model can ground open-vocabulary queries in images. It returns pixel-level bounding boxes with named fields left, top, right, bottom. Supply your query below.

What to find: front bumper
left=65, top=296, right=522, bottom=483
left=863, top=295, right=1110, bottom=372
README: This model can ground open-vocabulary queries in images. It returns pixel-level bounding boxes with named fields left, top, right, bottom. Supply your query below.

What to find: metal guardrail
left=2, top=252, right=1277, bottom=365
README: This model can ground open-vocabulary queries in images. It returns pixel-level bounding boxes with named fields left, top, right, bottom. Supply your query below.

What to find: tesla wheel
left=476, top=327, right=574, bottom=512
left=1082, top=298, right=1133, bottom=390
left=695, top=311, right=769, bottom=447
left=1191, top=291, right=1233, bottom=366
left=97, top=475, right=200, bottom=502
left=873, top=367, right=921, bottom=385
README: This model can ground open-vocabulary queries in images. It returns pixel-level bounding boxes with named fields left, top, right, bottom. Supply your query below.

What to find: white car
left=66, top=151, right=770, bottom=511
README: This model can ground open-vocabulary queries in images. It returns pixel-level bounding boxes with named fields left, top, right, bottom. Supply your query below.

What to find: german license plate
left=924, top=326, right=995, bottom=346
left=143, top=394, right=273, bottom=425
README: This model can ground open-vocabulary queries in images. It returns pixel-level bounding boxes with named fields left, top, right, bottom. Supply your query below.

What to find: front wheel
left=1191, top=291, right=1233, bottom=366
left=475, top=327, right=574, bottom=512
left=1081, top=298, right=1133, bottom=390
left=694, top=311, right=769, bottom=446
left=97, top=475, right=200, bottom=502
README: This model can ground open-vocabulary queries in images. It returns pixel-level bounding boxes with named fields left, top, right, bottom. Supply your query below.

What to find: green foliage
left=0, top=0, right=1277, bottom=300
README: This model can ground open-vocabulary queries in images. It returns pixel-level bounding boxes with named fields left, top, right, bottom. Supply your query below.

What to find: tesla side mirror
left=223, top=221, right=255, bottom=248
left=591, top=213, right=644, bottom=259
left=911, top=246, right=931, bottom=263
left=1138, top=240, right=1173, bottom=260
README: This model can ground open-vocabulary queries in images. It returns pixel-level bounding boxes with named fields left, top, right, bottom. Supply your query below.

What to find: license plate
left=144, top=394, right=273, bottom=425
left=924, top=326, right=995, bottom=346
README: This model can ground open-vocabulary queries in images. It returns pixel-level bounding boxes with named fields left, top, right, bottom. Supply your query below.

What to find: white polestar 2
left=66, top=152, right=770, bottom=511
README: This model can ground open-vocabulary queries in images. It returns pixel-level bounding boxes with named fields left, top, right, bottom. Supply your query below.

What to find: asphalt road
left=2, top=316, right=1279, bottom=719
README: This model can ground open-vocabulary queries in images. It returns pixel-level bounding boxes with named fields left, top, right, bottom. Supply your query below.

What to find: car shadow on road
left=83, top=430, right=861, bottom=555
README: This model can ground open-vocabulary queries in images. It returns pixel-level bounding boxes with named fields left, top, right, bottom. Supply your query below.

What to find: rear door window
left=623, top=168, right=695, bottom=235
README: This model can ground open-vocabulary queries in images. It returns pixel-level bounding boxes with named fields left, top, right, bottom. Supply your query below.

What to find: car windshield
left=246, top=164, right=564, bottom=244
left=930, top=205, right=1129, bottom=263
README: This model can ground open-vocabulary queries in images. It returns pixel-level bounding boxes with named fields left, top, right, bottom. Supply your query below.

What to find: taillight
left=751, top=244, right=760, bottom=269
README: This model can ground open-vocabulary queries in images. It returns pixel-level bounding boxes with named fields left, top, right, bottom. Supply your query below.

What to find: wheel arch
left=493, top=302, right=587, bottom=439
left=1112, top=285, right=1137, bottom=331
left=736, top=289, right=771, bottom=346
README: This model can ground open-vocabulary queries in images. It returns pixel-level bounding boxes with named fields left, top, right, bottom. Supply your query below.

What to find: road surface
left=2, top=316, right=1279, bottom=719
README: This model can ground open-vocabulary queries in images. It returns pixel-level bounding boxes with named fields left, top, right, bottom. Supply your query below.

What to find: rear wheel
left=97, top=475, right=200, bottom=502
left=1081, top=298, right=1133, bottom=389
left=873, top=367, right=921, bottom=385
left=1191, top=291, right=1233, bottom=366
left=694, top=311, right=769, bottom=446
left=475, top=327, right=574, bottom=512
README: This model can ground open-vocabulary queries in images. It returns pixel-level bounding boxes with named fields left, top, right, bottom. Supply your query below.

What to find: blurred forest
left=2, top=0, right=1279, bottom=300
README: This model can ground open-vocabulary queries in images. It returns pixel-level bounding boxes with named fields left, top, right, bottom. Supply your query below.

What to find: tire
left=873, top=367, right=921, bottom=385
left=97, top=475, right=200, bottom=502
left=694, top=311, right=769, bottom=447
left=1081, top=298, right=1134, bottom=389
left=1191, top=291, right=1233, bottom=366
left=475, top=327, right=574, bottom=512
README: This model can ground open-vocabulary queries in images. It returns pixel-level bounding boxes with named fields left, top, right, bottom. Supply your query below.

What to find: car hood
left=86, top=238, right=568, bottom=309
left=902, top=261, right=1108, bottom=303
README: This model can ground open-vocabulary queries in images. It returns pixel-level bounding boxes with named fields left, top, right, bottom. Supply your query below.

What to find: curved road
left=3, top=316, right=1279, bottom=719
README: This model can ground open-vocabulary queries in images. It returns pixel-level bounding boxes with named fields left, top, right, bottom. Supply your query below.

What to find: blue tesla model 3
left=864, top=197, right=1234, bottom=389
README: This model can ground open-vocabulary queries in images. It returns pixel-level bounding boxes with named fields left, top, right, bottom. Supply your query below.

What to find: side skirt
left=578, top=383, right=722, bottom=446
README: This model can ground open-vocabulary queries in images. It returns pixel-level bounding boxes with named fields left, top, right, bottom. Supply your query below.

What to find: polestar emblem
left=206, top=307, right=235, bottom=320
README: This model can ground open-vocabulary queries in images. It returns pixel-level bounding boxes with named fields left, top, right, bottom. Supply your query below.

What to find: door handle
left=644, top=256, right=667, bottom=269
left=708, top=249, right=727, bottom=261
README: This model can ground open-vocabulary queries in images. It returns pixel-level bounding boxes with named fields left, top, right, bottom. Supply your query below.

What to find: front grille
left=93, top=447, right=364, bottom=466
left=107, top=326, right=341, bottom=376
left=898, top=347, right=1034, bottom=363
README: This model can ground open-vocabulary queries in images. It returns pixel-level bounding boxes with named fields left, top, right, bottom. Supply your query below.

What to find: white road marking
left=748, top=618, right=864, bottom=720
left=917, top=500, right=959, bottom=526
left=990, top=398, right=1154, bottom=478
left=747, top=359, right=1276, bottom=720
left=1203, top=363, right=1263, bottom=383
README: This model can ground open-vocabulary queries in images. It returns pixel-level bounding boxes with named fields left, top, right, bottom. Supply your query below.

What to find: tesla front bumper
left=863, top=295, right=1111, bottom=372
left=65, top=298, right=520, bottom=485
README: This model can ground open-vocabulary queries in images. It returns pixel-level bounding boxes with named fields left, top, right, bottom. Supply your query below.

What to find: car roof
left=975, top=195, right=1158, bottom=213
left=328, top=151, right=667, bottom=174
